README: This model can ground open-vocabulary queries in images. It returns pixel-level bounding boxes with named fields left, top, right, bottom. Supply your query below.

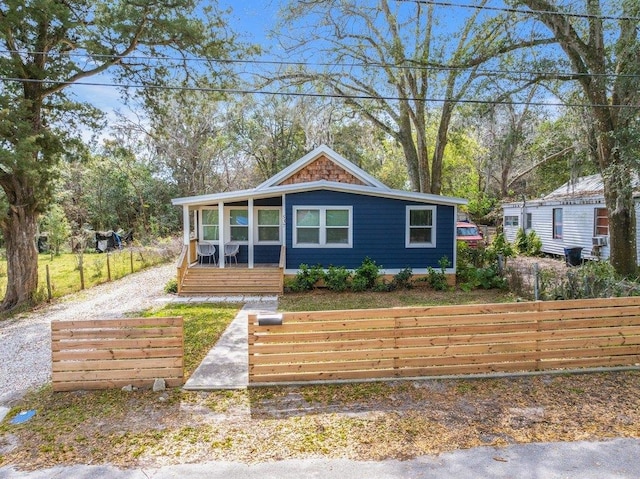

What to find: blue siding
left=285, top=190, right=455, bottom=270
left=255, top=245, right=281, bottom=264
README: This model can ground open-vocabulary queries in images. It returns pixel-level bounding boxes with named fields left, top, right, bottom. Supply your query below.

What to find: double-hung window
left=293, top=206, right=352, bottom=247
left=406, top=206, right=436, bottom=247
left=229, top=209, right=249, bottom=242
left=256, top=208, right=281, bottom=243
left=201, top=209, right=219, bottom=241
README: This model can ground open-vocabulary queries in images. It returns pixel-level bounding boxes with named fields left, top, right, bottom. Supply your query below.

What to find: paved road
left=1, top=438, right=639, bottom=478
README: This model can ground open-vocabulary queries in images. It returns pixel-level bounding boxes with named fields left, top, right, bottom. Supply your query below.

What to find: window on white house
left=504, top=216, right=519, bottom=227
left=553, top=208, right=563, bottom=239
left=257, top=209, right=281, bottom=243
left=201, top=209, right=219, bottom=241
left=229, top=209, right=249, bottom=242
left=406, top=206, right=436, bottom=247
left=594, top=207, right=609, bottom=236
left=526, top=213, right=532, bottom=230
left=293, top=207, right=352, bottom=247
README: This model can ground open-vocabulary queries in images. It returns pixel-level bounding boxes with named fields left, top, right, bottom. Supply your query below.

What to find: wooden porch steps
left=179, top=266, right=283, bottom=295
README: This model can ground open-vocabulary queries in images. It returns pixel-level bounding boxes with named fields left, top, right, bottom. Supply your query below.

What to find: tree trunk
left=1, top=202, right=39, bottom=311
left=602, top=171, right=637, bottom=278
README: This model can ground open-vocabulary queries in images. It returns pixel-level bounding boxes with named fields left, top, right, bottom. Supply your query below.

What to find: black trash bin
left=564, top=247, right=583, bottom=266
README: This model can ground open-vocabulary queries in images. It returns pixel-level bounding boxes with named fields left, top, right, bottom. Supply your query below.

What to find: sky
left=69, top=0, right=284, bottom=137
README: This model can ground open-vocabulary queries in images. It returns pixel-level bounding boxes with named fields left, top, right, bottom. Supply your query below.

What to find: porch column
left=248, top=197, right=254, bottom=268
left=218, top=201, right=225, bottom=268
left=182, top=205, right=190, bottom=246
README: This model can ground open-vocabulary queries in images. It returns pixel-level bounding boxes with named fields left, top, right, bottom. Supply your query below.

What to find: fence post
left=46, top=264, right=52, bottom=302
left=534, top=263, right=539, bottom=301
left=130, top=250, right=134, bottom=274
left=107, top=252, right=112, bottom=282
left=78, top=255, right=85, bottom=290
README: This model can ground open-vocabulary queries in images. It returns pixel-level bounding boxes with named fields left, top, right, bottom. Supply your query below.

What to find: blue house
left=172, top=145, right=466, bottom=294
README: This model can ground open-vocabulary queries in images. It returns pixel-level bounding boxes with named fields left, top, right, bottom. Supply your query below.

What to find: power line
left=2, top=49, right=640, bottom=80
left=1, top=76, right=638, bottom=109
left=395, top=0, right=640, bottom=22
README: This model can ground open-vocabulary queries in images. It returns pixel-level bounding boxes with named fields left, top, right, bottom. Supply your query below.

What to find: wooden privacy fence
left=248, top=297, right=640, bottom=384
left=52, top=317, right=184, bottom=392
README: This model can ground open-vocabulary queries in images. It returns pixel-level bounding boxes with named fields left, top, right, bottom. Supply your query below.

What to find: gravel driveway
left=0, top=263, right=175, bottom=405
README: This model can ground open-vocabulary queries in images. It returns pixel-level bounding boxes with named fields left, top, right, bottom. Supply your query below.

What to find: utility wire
left=1, top=76, right=637, bottom=109
left=1, top=49, right=640, bottom=79
left=395, top=0, right=640, bottom=22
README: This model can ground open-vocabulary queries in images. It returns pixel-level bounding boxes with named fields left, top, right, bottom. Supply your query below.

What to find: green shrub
left=514, top=228, right=528, bottom=254
left=526, top=230, right=542, bottom=256
left=514, top=228, right=542, bottom=256
left=553, top=260, right=640, bottom=299
left=388, top=267, right=413, bottom=290
left=164, top=278, right=178, bottom=294
left=352, top=257, right=381, bottom=290
left=486, top=232, right=514, bottom=264
left=350, top=274, right=370, bottom=292
left=325, top=266, right=351, bottom=292
left=290, top=263, right=325, bottom=292
left=427, top=257, right=450, bottom=291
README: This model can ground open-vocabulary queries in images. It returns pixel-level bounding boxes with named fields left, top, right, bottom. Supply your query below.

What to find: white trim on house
left=172, top=180, right=466, bottom=208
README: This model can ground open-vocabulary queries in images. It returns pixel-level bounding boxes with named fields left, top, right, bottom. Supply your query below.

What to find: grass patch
left=279, top=286, right=513, bottom=311
left=0, top=249, right=174, bottom=303
left=144, top=303, right=240, bottom=377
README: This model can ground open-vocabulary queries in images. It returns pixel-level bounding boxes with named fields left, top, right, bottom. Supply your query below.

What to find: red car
left=457, top=221, right=484, bottom=248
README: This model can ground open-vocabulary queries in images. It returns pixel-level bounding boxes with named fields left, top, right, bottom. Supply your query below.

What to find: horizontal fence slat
left=52, top=317, right=183, bottom=330
left=53, top=367, right=184, bottom=383
left=52, top=357, right=183, bottom=372
left=52, top=347, right=184, bottom=362
left=52, top=337, right=183, bottom=352
left=51, top=326, right=183, bottom=341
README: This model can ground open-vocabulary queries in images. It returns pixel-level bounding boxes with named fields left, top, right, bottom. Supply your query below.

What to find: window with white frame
left=256, top=208, right=281, bottom=243
left=229, top=209, right=249, bottom=242
left=504, top=215, right=519, bottom=227
left=293, top=206, right=352, bottom=247
left=406, top=206, right=436, bottom=247
left=525, top=213, right=532, bottom=230
left=201, top=209, right=219, bottom=241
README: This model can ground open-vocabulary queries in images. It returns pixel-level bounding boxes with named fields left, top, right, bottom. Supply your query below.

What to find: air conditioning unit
left=592, top=236, right=608, bottom=246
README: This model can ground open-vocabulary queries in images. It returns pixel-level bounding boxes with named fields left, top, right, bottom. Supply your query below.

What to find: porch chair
left=224, top=243, right=239, bottom=265
left=197, top=243, right=216, bottom=265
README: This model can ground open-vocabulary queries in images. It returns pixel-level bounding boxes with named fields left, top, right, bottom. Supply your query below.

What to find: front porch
left=177, top=240, right=285, bottom=295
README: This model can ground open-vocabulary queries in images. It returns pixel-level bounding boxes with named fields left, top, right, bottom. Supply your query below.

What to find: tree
left=277, top=0, right=554, bottom=193
left=513, top=0, right=640, bottom=276
left=40, top=204, right=70, bottom=255
left=0, top=1, right=240, bottom=310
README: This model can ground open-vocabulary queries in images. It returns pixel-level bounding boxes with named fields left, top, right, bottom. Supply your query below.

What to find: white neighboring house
left=502, top=174, right=640, bottom=264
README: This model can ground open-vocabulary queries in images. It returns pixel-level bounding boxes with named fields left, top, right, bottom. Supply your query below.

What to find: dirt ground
left=1, top=371, right=639, bottom=470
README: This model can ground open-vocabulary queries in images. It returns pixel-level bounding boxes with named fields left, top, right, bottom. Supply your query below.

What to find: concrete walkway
left=183, top=300, right=278, bottom=390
